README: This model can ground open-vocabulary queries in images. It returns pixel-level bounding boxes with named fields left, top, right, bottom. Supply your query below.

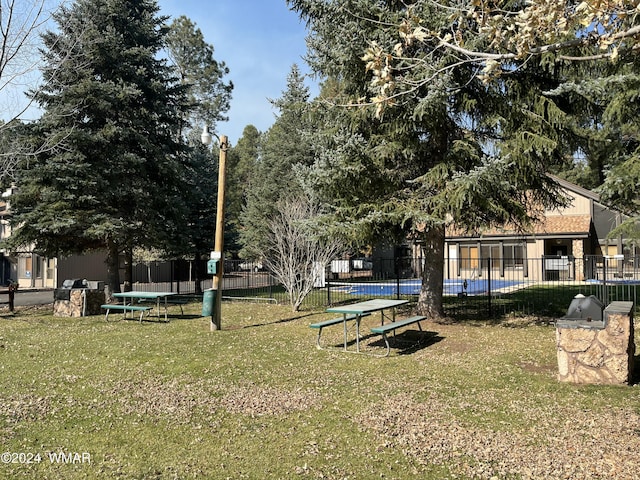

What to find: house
left=0, top=186, right=56, bottom=288
left=372, top=176, right=632, bottom=282
left=442, top=175, right=630, bottom=282
left=0, top=185, right=115, bottom=289
left=0, top=187, right=55, bottom=288
left=0, top=185, right=192, bottom=289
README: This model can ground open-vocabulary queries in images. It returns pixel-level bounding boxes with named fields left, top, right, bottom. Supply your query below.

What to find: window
left=480, top=245, right=500, bottom=269
left=460, top=245, right=478, bottom=270
left=504, top=244, right=525, bottom=268
left=34, top=255, right=42, bottom=279
left=458, top=242, right=527, bottom=273
left=18, top=256, right=32, bottom=279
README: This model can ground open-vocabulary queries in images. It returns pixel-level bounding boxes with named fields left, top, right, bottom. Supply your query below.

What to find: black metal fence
left=130, top=256, right=640, bottom=319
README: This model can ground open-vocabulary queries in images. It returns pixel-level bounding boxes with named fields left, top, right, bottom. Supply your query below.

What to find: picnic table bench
left=322, top=299, right=410, bottom=355
left=370, top=315, right=426, bottom=357
left=112, top=291, right=178, bottom=322
left=309, top=313, right=371, bottom=349
left=137, top=296, right=189, bottom=315
left=101, top=304, right=152, bottom=322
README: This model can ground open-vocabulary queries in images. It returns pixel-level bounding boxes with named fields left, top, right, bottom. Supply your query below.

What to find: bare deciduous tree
left=263, top=195, right=346, bottom=311
left=0, top=0, right=62, bottom=123
left=0, top=0, right=75, bottom=187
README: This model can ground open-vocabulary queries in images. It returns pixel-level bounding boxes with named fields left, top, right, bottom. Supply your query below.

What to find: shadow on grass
left=326, top=329, right=444, bottom=356
left=369, top=330, right=444, bottom=356
left=240, top=312, right=318, bottom=329
left=168, top=314, right=202, bottom=321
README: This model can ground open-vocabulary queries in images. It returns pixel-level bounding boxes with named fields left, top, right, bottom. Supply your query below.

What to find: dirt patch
left=520, top=361, right=557, bottom=376
left=439, top=339, right=473, bottom=355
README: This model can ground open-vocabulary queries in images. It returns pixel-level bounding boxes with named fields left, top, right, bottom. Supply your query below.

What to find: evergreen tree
left=0, top=120, right=27, bottom=192
left=593, top=71, right=640, bottom=239
left=8, top=0, right=188, bottom=296
left=165, top=15, right=232, bottom=133
left=290, top=1, right=571, bottom=318
left=240, top=64, right=315, bottom=259
left=164, top=16, right=232, bottom=291
left=543, top=44, right=640, bottom=239
left=173, top=137, right=218, bottom=292
left=225, top=124, right=261, bottom=256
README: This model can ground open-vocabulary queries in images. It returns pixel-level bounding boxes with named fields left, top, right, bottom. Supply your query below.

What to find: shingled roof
left=446, top=214, right=592, bottom=240
left=534, top=214, right=592, bottom=235
left=445, top=175, right=601, bottom=240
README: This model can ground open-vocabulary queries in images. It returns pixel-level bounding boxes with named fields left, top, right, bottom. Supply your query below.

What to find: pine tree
left=240, top=64, right=315, bottom=259
left=593, top=70, right=640, bottom=237
left=541, top=45, right=640, bottom=238
left=164, top=15, right=232, bottom=291
left=9, top=0, right=188, bottom=296
left=165, top=15, right=232, bottom=133
left=290, top=0, right=571, bottom=318
left=225, top=124, right=261, bottom=255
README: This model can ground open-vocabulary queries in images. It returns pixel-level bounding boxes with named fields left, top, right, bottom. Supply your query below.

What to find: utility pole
left=201, top=126, right=228, bottom=331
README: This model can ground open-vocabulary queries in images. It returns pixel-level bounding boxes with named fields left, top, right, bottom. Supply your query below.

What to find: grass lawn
left=0, top=301, right=639, bottom=479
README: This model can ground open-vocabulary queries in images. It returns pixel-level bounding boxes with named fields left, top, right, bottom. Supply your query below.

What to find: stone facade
left=556, top=301, right=635, bottom=385
left=571, top=239, right=585, bottom=280
left=53, top=289, right=104, bottom=317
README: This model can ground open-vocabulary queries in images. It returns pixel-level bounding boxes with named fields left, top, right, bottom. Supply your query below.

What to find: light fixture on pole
left=201, top=125, right=228, bottom=331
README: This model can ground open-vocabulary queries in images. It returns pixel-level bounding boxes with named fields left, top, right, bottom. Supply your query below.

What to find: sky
left=3, top=0, right=317, bottom=147
left=157, top=0, right=318, bottom=145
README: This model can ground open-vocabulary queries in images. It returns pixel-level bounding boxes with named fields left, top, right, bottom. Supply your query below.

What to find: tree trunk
left=123, top=249, right=133, bottom=292
left=416, top=224, right=446, bottom=320
left=193, top=254, right=203, bottom=294
left=105, top=239, right=121, bottom=300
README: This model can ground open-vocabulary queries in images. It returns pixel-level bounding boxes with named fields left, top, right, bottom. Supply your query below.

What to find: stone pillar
left=556, top=301, right=635, bottom=385
left=571, top=239, right=584, bottom=280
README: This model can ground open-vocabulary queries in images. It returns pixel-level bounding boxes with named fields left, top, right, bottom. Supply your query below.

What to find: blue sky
left=3, top=0, right=316, bottom=146
left=157, top=0, right=318, bottom=145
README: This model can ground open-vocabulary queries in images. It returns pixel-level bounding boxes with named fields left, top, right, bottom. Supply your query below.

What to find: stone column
left=556, top=301, right=635, bottom=385
left=571, top=239, right=584, bottom=281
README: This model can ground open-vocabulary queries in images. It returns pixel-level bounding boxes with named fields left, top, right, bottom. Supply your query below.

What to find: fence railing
left=130, top=256, right=640, bottom=319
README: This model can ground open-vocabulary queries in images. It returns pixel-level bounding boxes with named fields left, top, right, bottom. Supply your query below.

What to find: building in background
left=442, top=175, right=630, bottom=282
left=372, top=176, right=632, bottom=282
left=0, top=186, right=55, bottom=288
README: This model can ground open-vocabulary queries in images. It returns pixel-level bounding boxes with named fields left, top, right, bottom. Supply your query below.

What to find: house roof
left=446, top=175, right=601, bottom=241
left=535, top=214, right=592, bottom=235
left=447, top=214, right=592, bottom=240
left=548, top=174, right=600, bottom=202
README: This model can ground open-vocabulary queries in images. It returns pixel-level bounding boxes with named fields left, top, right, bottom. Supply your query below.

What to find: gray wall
left=57, top=252, right=109, bottom=287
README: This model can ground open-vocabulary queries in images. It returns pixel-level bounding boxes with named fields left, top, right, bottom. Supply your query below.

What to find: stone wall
left=53, top=289, right=104, bottom=317
left=556, top=301, right=635, bottom=385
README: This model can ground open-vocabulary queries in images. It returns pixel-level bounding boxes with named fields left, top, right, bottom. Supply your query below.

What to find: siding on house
left=442, top=176, right=629, bottom=282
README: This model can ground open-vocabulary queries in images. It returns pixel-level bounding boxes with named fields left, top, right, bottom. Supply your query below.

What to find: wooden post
left=211, top=135, right=228, bottom=331
left=8, top=282, right=16, bottom=312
